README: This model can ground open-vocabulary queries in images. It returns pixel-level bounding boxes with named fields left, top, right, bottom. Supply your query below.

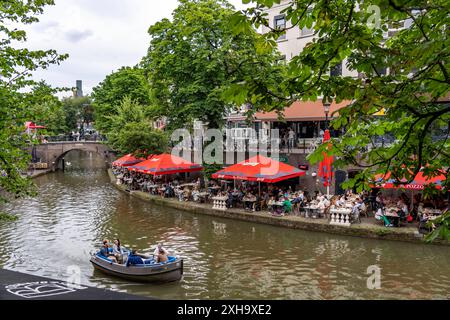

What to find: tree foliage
left=116, top=122, right=169, bottom=159
left=28, top=81, right=67, bottom=135
left=142, top=0, right=285, bottom=131
left=61, top=95, right=92, bottom=133
left=99, top=96, right=168, bottom=158
left=0, top=0, right=67, bottom=202
left=91, top=67, right=151, bottom=134
left=231, top=0, right=449, bottom=194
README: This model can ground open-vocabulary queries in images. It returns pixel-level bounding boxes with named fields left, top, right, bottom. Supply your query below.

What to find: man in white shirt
left=153, top=243, right=169, bottom=258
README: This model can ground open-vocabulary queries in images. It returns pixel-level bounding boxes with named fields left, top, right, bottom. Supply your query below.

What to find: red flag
left=318, top=130, right=334, bottom=187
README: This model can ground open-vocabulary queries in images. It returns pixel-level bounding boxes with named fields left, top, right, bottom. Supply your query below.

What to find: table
left=304, top=206, right=322, bottom=219
left=180, top=183, right=197, bottom=188
left=268, top=202, right=285, bottom=215
left=197, top=192, right=209, bottom=203
left=243, top=198, right=257, bottom=211
left=208, top=186, right=221, bottom=196
left=384, top=210, right=400, bottom=227
left=424, top=208, right=442, bottom=215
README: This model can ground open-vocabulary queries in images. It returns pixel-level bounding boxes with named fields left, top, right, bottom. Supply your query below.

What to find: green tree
left=91, top=67, right=151, bottom=134
left=101, top=96, right=168, bottom=158
left=231, top=0, right=449, bottom=241
left=142, top=0, right=284, bottom=131
left=106, top=96, right=151, bottom=150
left=116, top=122, right=169, bottom=159
left=61, top=96, right=92, bottom=133
left=0, top=0, right=67, bottom=202
left=27, top=81, right=67, bottom=135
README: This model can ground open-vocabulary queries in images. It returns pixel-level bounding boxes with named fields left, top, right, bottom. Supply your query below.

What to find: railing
left=44, top=134, right=106, bottom=143
left=212, top=196, right=228, bottom=211
left=172, top=137, right=323, bottom=155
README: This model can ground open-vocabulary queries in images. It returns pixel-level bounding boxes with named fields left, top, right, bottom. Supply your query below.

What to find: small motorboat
left=90, top=250, right=183, bottom=283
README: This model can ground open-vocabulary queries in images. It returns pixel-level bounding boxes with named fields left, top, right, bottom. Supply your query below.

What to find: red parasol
left=112, top=154, right=146, bottom=167
left=373, top=170, right=446, bottom=190
left=211, top=155, right=305, bottom=183
left=127, top=153, right=203, bottom=175
left=318, top=129, right=334, bottom=189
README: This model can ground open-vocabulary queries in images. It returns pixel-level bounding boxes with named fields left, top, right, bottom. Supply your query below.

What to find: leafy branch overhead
left=230, top=0, right=449, bottom=193
left=0, top=0, right=68, bottom=202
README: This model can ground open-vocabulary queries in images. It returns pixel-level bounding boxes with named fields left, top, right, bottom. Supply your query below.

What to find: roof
left=255, top=100, right=351, bottom=121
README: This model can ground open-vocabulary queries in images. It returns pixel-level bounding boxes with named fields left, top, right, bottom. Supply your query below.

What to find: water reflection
left=0, top=150, right=449, bottom=299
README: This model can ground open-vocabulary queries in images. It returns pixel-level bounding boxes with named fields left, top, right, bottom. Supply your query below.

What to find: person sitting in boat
left=100, top=240, right=117, bottom=263
left=126, top=250, right=144, bottom=266
left=156, top=248, right=169, bottom=263
left=153, top=243, right=168, bottom=258
left=113, top=238, right=126, bottom=264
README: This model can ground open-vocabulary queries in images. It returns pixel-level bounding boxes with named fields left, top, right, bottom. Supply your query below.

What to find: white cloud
left=22, top=0, right=251, bottom=98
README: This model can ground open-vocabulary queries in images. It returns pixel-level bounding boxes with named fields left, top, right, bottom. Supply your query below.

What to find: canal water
left=0, top=151, right=449, bottom=299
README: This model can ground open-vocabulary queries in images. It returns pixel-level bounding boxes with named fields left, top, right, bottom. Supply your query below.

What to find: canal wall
left=108, top=170, right=448, bottom=246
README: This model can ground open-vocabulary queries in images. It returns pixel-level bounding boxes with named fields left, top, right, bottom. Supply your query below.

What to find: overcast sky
left=24, top=0, right=249, bottom=98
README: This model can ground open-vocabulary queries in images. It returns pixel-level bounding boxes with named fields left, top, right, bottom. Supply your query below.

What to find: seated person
left=267, top=196, right=276, bottom=212
left=164, top=184, right=175, bottom=198
left=192, top=188, right=200, bottom=202
left=100, top=240, right=117, bottom=263
left=153, top=243, right=168, bottom=258
left=113, top=238, right=126, bottom=263
left=375, top=206, right=384, bottom=221
left=283, top=197, right=292, bottom=214
left=126, top=250, right=144, bottom=266
left=243, top=192, right=255, bottom=211
left=156, top=248, right=169, bottom=263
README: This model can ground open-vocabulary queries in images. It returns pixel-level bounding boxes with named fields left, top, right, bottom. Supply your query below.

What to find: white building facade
left=260, top=0, right=357, bottom=78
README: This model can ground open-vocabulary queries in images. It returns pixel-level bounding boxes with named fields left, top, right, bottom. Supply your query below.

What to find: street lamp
left=323, top=99, right=331, bottom=130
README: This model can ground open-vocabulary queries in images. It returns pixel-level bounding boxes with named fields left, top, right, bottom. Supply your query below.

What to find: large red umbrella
left=373, top=170, right=446, bottom=190
left=127, top=153, right=203, bottom=175
left=112, top=154, right=145, bottom=167
left=318, top=129, right=334, bottom=192
left=211, top=155, right=305, bottom=183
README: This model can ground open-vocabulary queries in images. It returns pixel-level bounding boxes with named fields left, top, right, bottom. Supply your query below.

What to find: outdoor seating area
left=111, top=153, right=448, bottom=233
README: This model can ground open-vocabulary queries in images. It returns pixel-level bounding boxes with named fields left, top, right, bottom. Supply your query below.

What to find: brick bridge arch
left=31, top=142, right=115, bottom=170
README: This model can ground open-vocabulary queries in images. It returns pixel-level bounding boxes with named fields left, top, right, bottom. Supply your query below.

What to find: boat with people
left=90, top=241, right=183, bottom=283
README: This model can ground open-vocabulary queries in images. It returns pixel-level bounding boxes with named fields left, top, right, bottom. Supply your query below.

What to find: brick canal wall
left=109, top=169, right=447, bottom=246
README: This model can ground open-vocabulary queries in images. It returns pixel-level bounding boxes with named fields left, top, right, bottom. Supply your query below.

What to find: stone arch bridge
left=30, top=141, right=115, bottom=170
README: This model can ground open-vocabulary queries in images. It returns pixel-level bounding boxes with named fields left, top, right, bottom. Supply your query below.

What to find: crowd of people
left=111, top=165, right=448, bottom=231
left=99, top=239, right=170, bottom=266
left=371, top=191, right=448, bottom=230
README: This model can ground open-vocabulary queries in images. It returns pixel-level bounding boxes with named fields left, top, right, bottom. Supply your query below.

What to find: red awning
left=212, top=155, right=306, bottom=183
left=373, top=170, right=446, bottom=190
left=127, top=153, right=203, bottom=175
left=112, top=154, right=146, bottom=167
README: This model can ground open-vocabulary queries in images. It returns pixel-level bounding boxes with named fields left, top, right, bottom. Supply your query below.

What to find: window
left=301, top=25, right=314, bottom=37
left=330, top=63, right=342, bottom=77
left=274, top=15, right=286, bottom=40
